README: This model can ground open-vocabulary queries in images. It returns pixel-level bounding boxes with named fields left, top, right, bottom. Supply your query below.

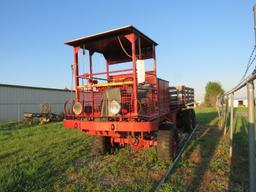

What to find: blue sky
left=0, top=0, right=256, bottom=100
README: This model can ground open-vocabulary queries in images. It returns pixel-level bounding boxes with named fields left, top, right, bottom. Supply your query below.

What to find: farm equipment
left=63, top=25, right=195, bottom=161
left=24, top=104, right=63, bottom=124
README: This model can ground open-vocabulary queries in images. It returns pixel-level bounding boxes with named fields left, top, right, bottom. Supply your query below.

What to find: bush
left=204, top=81, right=224, bottom=107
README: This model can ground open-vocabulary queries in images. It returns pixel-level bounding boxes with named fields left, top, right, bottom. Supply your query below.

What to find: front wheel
left=91, top=136, right=118, bottom=155
left=157, top=123, right=179, bottom=161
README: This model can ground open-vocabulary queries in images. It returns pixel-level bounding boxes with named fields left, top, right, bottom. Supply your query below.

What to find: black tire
left=91, top=136, right=118, bottom=155
left=182, top=109, right=194, bottom=133
left=104, top=137, right=120, bottom=154
left=176, top=112, right=183, bottom=130
left=189, top=109, right=196, bottom=130
left=157, top=123, right=178, bottom=161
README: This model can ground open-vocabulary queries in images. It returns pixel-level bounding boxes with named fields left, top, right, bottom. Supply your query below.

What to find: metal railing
left=217, top=75, right=256, bottom=192
left=217, top=6, right=256, bottom=191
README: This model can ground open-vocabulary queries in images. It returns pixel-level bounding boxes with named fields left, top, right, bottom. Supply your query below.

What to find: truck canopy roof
left=65, top=25, right=158, bottom=64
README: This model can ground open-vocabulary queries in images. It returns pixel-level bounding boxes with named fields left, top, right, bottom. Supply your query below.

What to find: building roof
left=0, top=83, right=74, bottom=92
left=65, top=25, right=158, bottom=64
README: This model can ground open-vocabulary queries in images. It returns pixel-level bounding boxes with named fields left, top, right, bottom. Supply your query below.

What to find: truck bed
left=169, top=86, right=194, bottom=109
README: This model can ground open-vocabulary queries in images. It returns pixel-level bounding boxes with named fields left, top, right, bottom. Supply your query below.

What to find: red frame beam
left=74, top=47, right=80, bottom=101
left=64, top=119, right=160, bottom=132
left=125, top=33, right=138, bottom=115
left=81, top=68, right=133, bottom=78
left=106, top=60, right=109, bottom=81
left=89, top=51, right=94, bottom=119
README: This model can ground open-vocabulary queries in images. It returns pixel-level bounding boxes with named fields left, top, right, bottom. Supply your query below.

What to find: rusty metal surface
left=65, top=25, right=158, bottom=64
left=65, top=25, right=158, bottom=47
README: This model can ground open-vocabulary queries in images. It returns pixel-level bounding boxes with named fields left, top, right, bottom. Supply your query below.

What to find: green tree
left=204, top=81, right=224, bottom=107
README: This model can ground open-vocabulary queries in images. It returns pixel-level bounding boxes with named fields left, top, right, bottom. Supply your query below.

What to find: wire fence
left=217, top=6, right=256, bottom=191
left=217, top=63, right=256, bottom=192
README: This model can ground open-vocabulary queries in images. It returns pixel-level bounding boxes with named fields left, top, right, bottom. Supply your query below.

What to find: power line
left=224, top=46, right=256, bottom=96
left=239, top=46, right=256, bottom=83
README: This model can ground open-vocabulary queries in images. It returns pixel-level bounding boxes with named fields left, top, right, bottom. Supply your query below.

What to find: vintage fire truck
left=64, top=25, right=195, bottom=161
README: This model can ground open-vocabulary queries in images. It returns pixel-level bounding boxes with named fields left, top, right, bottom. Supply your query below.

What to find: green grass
left=0, top=122, right=93, bottom=192
left=0, top=107, right=250, bottom=191
left=0, top=122, right=169, bottom=192
left=228, top=108, right=249, bottom=191
left=195, top=107, right=218, bottom=125
left=160, top=107, right=250, bottom=192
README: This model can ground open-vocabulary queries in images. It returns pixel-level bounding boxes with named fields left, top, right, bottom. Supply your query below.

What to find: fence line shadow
left=186, top=126, right=222, bottom=191
left=174, top=110, right=222, bottom=191
left=228, top=113, right=249, bottom=191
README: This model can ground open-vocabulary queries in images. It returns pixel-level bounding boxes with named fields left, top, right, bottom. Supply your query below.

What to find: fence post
left=224, top=95, right=229, bottom=135
left=220, top=96, right=225, bottom=129
left=17, top=103, right=21, bottom=122
left=247, top=81, right=256, bottom=192
left=229, top=93, right=234, bottom=158
left=216, top=96, right=221, bottom=127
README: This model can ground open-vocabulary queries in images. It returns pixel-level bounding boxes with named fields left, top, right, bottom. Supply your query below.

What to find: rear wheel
left=182, top=109, right=196, bottom=133
left=105, top=137, right=120, bottom=154
left=157, top=123, right=178, bottom=161
left=189, top=109, right=196, bottom=130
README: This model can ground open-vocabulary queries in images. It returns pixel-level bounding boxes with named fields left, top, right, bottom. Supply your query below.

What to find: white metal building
left=228, top=98, right=248, bottom=108
left=0, top=84, right=74, bottom=121
left=233, top=98, right=248, bottom=108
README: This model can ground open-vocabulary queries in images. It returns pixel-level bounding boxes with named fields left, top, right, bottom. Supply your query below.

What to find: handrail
left=79, top=68, right=133, bottom=78
left=77, top=81, right=133, bottom=89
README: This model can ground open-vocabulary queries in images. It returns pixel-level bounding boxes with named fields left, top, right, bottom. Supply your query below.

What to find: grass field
left=0, top=107, right=250, bottom=191
left=0, top=122, right=168, bottom=192
left=160, top=107, right=250, bottom=192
